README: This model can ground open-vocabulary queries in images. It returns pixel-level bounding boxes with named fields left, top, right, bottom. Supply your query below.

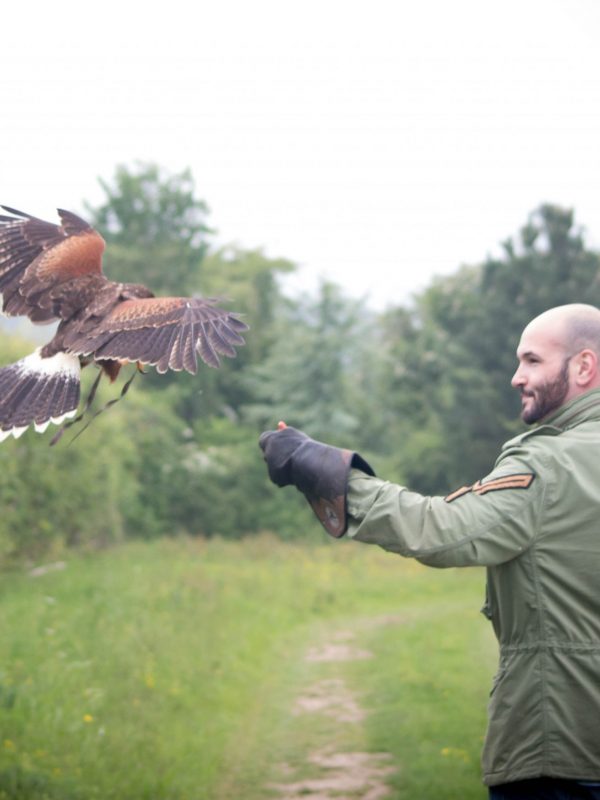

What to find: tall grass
left=0, top=537, right=495, bottom=799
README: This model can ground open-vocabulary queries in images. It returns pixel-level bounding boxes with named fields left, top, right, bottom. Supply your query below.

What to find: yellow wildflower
left=440, top=746, right=470, bottom=763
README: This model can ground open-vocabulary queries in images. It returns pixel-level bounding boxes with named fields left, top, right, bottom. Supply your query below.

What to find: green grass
left=0, top=537, right=496, bottom=799
left=351, top=596, right=495, bottom=798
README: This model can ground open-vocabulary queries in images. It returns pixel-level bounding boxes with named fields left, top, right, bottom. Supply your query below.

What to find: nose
left=511, top=363, right=525, bottom=389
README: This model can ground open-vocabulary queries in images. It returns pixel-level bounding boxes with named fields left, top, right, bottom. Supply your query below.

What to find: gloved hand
left=259, top=424, right=374, bottom=537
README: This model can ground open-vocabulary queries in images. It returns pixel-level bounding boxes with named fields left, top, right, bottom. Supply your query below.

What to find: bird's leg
left=50, top=369, right=104, bottom=446
left=51, top=363, right=141, bottom=446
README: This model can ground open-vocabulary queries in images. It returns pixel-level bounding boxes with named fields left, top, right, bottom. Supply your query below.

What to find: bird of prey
left=0, top=205, right=248, bottom=442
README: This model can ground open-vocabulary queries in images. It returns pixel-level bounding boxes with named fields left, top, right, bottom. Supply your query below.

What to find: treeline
left=1, top=164, right=599, bottom=562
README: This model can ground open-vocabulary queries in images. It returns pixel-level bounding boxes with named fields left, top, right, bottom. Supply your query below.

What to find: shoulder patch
left=444, top=473, right=535, bottom=503
left=444, top=485, right=472, bottom=503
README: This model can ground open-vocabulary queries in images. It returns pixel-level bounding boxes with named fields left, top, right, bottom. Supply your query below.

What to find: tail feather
left=0, top=349, right=81, bottom=441
left=33, top=375, right=76, bottom=430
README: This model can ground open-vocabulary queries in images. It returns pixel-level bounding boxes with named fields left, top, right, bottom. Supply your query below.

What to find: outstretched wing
left=0, top=206, right=105, bottom=323
left=66, top=296, right=249, bottom=373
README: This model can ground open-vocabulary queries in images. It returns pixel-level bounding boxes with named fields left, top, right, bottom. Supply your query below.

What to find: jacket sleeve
left=345, top=451, right=548, bottom=567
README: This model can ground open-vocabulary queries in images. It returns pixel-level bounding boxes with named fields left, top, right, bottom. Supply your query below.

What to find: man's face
left=511, top=325, right=574, bottom=424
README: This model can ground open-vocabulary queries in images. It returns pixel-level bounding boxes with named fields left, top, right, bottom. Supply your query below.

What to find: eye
left=522, top=354, right=541, bottom=365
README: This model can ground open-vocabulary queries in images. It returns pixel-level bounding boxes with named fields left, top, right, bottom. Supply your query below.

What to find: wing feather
left=195, top=322, right=220, bottom=368
left=219, top=322, right=247, bottom=346
left=135, top=325, right=169, bottom=364
left=0, top=206, right=105, bottom=322
left=157, top=326, right=181, bottom=374
left=205, top=320, right=238, bottom=358
left=185, top=323, right=200, bottom=373
left=139, top=325, right=174, bottom=366
left=169, top=326, right=187, bottom=372
left=0, top=206, right=64, bottom=249
left=68, top=296, right=247, bottom=373
left=95, top=331, right=145, bottom=361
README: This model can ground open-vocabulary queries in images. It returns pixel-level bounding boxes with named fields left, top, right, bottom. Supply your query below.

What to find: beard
left=520, top=358, right=571, bottom=425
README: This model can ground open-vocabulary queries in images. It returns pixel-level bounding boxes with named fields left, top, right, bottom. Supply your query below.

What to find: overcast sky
left=2, top=0, right=600, bottom=309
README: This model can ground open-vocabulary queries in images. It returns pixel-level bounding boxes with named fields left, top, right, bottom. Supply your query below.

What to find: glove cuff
left=305, top=451, right=374, bottom=538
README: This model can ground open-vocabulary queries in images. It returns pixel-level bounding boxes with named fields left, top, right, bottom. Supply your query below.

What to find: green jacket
left=346, top=389, right=600, bottom=786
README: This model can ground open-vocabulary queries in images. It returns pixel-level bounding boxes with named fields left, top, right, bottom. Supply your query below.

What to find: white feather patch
left=33, top=408, right=78, bottom=433
left=19, top=348, right=81, bottom=378
left=0, top=349, right=81, bottom=440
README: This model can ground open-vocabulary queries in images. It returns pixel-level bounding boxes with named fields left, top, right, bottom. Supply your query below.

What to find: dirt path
left=266, top=627, right=398, bottom=799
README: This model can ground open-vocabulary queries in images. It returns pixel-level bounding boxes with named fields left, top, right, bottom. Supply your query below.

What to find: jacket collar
left=542, top=387, right=600, bottom=431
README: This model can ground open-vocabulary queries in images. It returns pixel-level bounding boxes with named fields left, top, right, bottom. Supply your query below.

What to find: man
left=260, top=304, right=600, bottom=800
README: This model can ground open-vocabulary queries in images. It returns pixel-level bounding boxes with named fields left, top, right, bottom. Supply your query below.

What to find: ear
left=573, top=349, right=598, bottom=387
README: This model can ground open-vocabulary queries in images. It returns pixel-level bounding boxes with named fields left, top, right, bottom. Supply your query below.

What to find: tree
left=86, top=162, right=211, bottom=295
left=376, top=204, right=600, bottom=494
left=243, top=281, right=371, bottom=443
left=177, top=246, right=297, bottom=422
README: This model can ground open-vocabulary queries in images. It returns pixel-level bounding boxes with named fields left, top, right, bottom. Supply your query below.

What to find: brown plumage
left=0, top=206, right=248, bottom=441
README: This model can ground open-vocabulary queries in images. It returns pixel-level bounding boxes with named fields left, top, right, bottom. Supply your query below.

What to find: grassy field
left=0, top=536, right=496, bottom=799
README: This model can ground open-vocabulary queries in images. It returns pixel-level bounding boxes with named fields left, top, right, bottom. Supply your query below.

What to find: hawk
left=0, top=205, right=248, bottom=442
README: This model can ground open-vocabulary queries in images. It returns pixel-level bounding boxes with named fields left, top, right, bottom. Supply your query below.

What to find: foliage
left=86, top=162, right=211, bottom=295
left=157, top=245, right=297, bottom=423
left=243, top=281, right=369, bottom=442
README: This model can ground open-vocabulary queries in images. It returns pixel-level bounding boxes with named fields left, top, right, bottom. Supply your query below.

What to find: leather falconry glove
left=259, top=424, right=375, bottom=538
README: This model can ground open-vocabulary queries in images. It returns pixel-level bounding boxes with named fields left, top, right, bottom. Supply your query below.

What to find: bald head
left=512, top=304, right=600, bottom=423
left=524, top=304, right=600, bottom=358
